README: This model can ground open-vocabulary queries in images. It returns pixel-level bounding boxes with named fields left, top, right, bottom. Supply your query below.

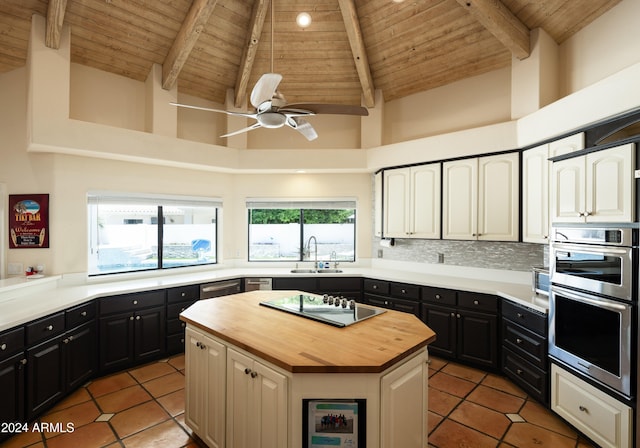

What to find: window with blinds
left=87, top=192, right=221, bottom=276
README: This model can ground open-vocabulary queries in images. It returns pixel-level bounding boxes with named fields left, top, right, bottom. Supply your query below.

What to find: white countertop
left=0, top=261, right=548, bottom=332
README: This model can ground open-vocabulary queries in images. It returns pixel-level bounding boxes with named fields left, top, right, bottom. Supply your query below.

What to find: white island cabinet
left=181, top=290, right=435, bottom=448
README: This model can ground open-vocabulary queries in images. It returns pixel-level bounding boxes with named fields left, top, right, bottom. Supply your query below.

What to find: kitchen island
left=180, top=289, right=436, bottom=448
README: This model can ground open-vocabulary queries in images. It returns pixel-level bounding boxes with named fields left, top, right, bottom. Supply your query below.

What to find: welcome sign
left=9, top=194, right=49, bottom=249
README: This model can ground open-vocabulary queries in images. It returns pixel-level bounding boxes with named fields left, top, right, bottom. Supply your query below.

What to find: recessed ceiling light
left=296, top=12, right=312, bottom=28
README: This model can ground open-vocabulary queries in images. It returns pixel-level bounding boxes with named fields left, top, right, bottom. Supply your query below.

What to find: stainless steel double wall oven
left=549, top=223, right=638, bottom=398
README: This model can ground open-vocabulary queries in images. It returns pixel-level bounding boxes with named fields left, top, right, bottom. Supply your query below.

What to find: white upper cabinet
left=374, top=171, right=383, bottom=237
left=443, top=153, right=519, bottom=241
left=383, top=163, right=441, bottom=239
left=522, top=144, right=550, bottom=243
left=551, top=143, right=635, bottom=223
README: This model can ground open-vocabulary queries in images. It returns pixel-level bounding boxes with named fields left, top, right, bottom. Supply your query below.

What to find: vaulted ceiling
left=0, top=0, right=621, bottom=110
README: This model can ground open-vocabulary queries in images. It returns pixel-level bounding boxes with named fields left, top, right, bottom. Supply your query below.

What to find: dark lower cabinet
left=0, top=352, right=26, bottom=436
left=99, top=305, right=165, bottom=373
left=363, top=279, right=421, bottom=318
left=422, top=288, right=500, bottom=370
left=26, top=336, right=64, bottom=420
left=64, top=321, right=97, bottom=391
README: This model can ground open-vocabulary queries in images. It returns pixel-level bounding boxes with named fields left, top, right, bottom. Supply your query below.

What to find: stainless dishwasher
left=244, top=278, right=273, bottom=291
left=200, top=279, right=242, bottom=299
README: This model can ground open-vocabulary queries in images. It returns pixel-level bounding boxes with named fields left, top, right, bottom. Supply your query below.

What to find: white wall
left=559, top=0, right=640, bottom=96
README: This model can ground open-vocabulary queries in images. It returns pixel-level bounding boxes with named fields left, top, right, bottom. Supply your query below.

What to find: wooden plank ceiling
left=0, top=0, right=621, bottom=109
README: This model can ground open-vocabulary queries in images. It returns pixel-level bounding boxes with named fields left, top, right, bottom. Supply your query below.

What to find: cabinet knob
left=456, top=313, right=461, bottom=318
left=46, top=325, right=54, bottom=331
left=251, top=371, right=258, bottom=378
left=136, top=315, right=141, bottom=320
left=585, top=211, right=592, bottom=217
left=450, top=312, right=455, bottom=317
left=133, top=300, right=138, bottom=305
left=0, top=343, right=6, bottom=351
left=401, top=289, right=406, bottom=294
left=181, top=292, right=186, bottom=297
left=244, top=368, right=252, bottom=375
left=579, top=405, right=589, bottom=413
left=181, top=322, right=186, bottom=328
left=20, top=358, right=27, bottom=366
left=63, top=338, right=70, bottom=344
left=516, top=369, right=523, bottom=375
left=473, top=300, right=479, bottom=305
left=373, top=285, right=378, bottom=289
left=384, top=301, right=389, bottom=305
left=516, top=338, right=523, bottom=344
left=130, top=316, right=135, bottom=321
left=578, top=212, right=585, bottom=217
left=435, top=294, right=441, bottom=299
left=81, top=311, right=87, bottom=317
left=196, top=341, right=201, bottom=348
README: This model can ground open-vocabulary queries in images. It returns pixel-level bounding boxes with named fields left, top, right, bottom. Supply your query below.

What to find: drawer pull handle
left=0, top=343, right=6, bottom=351
left=46, top=325, right=54, bottom=331
left=516, top=338, right=523, bottom=344
left=579, top=405, right=588, bottom=413
left=133, top=300, right=138, bottom=305
left=81, top=311, right=87, bottom=317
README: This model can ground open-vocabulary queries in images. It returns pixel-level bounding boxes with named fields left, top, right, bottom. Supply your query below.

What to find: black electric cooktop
left=260, top=294, right=386, bottom=327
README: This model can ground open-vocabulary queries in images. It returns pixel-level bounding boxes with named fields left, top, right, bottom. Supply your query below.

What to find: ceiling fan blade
left=278, top=108, right=315, bottom=117
left=284, top=103, right=369, bottom=116
left=250, top=73, right=283, bottom=108
left=220, top=122, right=262, bottom=138
left=170, top=102, right=256, bottom=119
left=287, top=117, right=318, bottom=141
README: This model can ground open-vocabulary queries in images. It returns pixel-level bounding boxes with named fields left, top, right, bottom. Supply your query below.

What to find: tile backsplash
left=372, top=237, right=547, bottom=272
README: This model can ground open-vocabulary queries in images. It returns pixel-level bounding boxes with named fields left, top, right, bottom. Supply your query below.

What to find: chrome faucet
left=305, top=236, right=318, bottom=268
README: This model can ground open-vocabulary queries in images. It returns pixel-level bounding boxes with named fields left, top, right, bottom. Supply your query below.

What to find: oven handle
left=551, top=242, right=630, bottom=257
left=551, top=286, right=629, bottom=312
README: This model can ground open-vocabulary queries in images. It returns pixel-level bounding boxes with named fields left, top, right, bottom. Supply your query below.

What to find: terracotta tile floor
left=3, top=355, right=598, bottom=448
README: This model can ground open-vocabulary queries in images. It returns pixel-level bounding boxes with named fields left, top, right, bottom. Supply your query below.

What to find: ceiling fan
left=170, top=2, right=368, bottom=141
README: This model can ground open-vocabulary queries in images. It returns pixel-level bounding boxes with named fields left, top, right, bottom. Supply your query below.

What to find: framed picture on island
left=9, top=194, right=50, bottom=249
left=303, top=399, right=366, bottom=448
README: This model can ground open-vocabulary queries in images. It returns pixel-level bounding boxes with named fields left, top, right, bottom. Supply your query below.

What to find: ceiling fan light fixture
left=296, top=12, right=312, bottom=28
left=257, top=112, right=287, bottom=128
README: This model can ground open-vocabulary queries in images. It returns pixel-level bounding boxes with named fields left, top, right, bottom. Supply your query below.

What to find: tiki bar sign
left=9, top=194, right=49, bottom=249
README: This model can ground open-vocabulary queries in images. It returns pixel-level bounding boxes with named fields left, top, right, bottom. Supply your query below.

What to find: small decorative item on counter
left=25, top=266, right=39, bottom=276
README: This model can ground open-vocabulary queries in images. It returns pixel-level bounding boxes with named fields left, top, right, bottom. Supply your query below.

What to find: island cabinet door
left=184, top=327, right=226, bottom=448
left=380, top=349, right=428, bottom=448
left=227, top=348, right=288, bottom=448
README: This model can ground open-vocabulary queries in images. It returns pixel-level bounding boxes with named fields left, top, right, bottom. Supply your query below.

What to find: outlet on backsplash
left=437, top=253, right=444, bottom=263
left=8, top=263, right=23, bottom=275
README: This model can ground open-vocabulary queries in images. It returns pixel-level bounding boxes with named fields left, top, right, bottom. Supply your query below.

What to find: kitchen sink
left=317, top=269, right=343, bottom=273
left=290, top=269, right=317, bottom=273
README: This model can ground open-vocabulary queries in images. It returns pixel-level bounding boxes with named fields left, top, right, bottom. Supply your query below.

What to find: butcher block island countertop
left=179, top=289, right=436, bottom=374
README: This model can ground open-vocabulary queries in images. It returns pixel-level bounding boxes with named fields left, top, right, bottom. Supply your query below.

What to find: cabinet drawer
left=167, top=318, right=187, bottom=335
left=503, top=348, right=548, bottom=405
left=66, top=301, right=96, bottom=328
left=458, top=291, right=498, bottom=312
left=422, top=286, right=456, bottom=306
left=363, top=279, right=390, bottom=295
left=316, top=277, right=362, bottom=292
left=390, top=282, right=420, bottom=301
left=0, top=326, right=25, bottom=359
left=26, top=312, right=65, bottom=345
left=100, top=290, right=166, bottom=315
left=551, top=364, right=632, bottom=448
left=167, top=285, right=200, bottom=303
left=502, top=320, right=547, bottom=369
left=167, top=333, right=186, bottom=354
left=168, top=301, right=196, bottom=319
left=502, top=300, right=547, bottom=336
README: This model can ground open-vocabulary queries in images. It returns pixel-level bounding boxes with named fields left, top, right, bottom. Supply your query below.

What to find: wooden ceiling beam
left=337, top=0, right=375, bottom=108
left=162, top=0, right=218, bottom=90
left=234, top=0, right=270, bottom=108
left=455, top=0, right=530, bottom=60
left=45, top=0, right=68, bottom=49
